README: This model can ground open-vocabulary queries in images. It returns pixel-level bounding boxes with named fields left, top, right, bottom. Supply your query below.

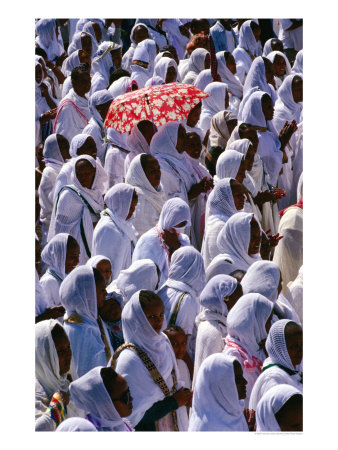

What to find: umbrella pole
left=144, top=94, right=157, bottom=133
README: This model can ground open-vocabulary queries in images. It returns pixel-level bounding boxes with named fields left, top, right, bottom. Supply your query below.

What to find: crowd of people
left=35, top=17, right=303, bottom=432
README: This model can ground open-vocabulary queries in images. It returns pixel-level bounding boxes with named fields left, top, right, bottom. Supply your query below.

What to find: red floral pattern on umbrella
left=104, top=82, right=210, bottom=133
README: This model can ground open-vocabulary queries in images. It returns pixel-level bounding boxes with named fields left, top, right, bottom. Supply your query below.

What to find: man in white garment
left=54, top=64, right=92, bottom=142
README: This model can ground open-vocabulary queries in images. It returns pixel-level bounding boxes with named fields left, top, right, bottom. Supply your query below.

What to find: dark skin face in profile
left=261, top=95, right=274, bottom=122
left=225, top=282, right=243, bottom=311
left=143, top=156, right=161, bottom=188
left=56, top=134, right=70, bottom=160
left=96, top=100, right=113, bottom=122
left=92, top=22, right=102, bottom=42
left=77, top=136, right=97, bottom=159
left=225, top=53, right=237, bottom=75
left=275, top=395, right=303, bottom=431
left=165, top=65, right=177, bottom=83
left=126, top=191, right=138, bottom=220
left=186, top=103, right=201, bottom=127
left=248, top=219, right=262, bottom=255
left=233, top=360, right=247, bottom=400
left=52, top=326, right=72, bottom=376
left=81, top=34, right=92, bottom=55
left=292, top=76, right=303, bottom=103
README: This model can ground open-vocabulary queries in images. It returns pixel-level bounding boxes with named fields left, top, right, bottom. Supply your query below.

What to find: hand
left=279, top=120, right=298, bottom=148
left=48, top=305, right=66, bottom=319
left=272, top=186, right=286, bottom=200
left=244, top=408, right=256, bottom=431
left=55, top=52, right=67, bottom=66
left=40, top=83, right=49, bottom=97
left=59, top=390, right=70, bottom=406
left=162, top=228, right=181, bottom=251
left=173, top=387, right=192, bottom=407
left=45, top=59, right=55, bottom=69
left=40, top=108, right=57, bottom=124
left=264, top=229, right=284, bottom=248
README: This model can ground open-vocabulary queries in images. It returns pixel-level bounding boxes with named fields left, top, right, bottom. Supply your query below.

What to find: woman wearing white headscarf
left=56, top=417, right=98, bottom=431
left=130, top=38, right=158, bottom=88
left=104, top=127, right=132, bottom=187
left=206, top=211, right=262, bottom=280
left=48, top=155, right=105, bottom=264
left=202, top=178, right=245, bottom=268
left=67, top=31, right=92, bottom=57
left=108, top=76, right=138, bottom=98
left=40, top=233, right=79, bottom=307
left=188, top=353, right=249, bottom=431
left=157, top=246, right=206, bottom=359
left=182, top=48, right=210, bottom=85
left=256, top=384, right=303, bottom=431
left=241, top=260, right=301, bottom=323
left=223, top=292, right=273, bottom=407
left=82, top=21, right=102, bottom=55
left=153, top=56, right=178, bottom=83
left=92, top=183, right=137, bottom=280
left=69, top=367, right=133, bottom=431
left=83, top=89, right=113, bottom=165
left=193, top=274, right=242, bottom=385
left=61, top=50, right=83, bottom=77
left=232, top=20, right=258, bottom=83
left=122, top=22, right=149, bottom=72
left=124, top=120, right=156, bottom=175
left=242, top=56, right=277, bottom=104
left=107, top=259, right=159, bottom=306
left=150, top=122, right=192, bottom=202
left=208, top=110, right=238, bottom=148
left=90, top=41, right=122, bottom=95
left=291, top=49, right=303, bottom=74
left=216, top=51, right=244, bottom=99
left=215, top=149, right=245, bottom=183
left=125, top=153, right=166, bottom=236
left=249, top=319, right=303, bottom=411
left=60, top=265, right=113, bottom=377
left=35, top=19, right=64, bottom=63
left=35, top=319, right=82, bottom=431
left=267, top=51, right=292, bottom=91
left=145, top=75, right=165, bottom=87
left=114, top=290, right=190, bottom=430
left=132, top=198, right=191, bottom=286
left=199, top=82, right=229, bottom=135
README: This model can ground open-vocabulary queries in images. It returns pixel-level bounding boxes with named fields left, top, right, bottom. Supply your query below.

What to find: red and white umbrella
left=104, top=82, right=210, bottom=133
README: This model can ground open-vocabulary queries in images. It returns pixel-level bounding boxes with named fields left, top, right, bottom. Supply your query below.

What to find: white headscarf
left=238, top=20, right=257, bottom=55
left=70, top=155, right=105, bottom=211
left=199, top=274, right=238, bottom=317
left=243, top=56, right=275, bottom=99
left=35, top=319, right=71, bottom=397
left=36, top=19, right=63, bottom=61
left=216, top=212, right=262, bottom=271
left=103, top=183, right=137, bottom=242
left=226, top=292, right=273, bottom=356
left=86, top=254, right=111, bottom=269
left=145, top=76, right=165, bottom=87
left=69, top=133, right=92, bottom=158
left=266, top=51, right=292, bottom=78
left=262, top=38, right=275, bottom=57
left=92, top=41, right=121, bottom=80
left=188, top=353, right=249, bottom=431
left=82, top=21, right=101, bottom=54
left=241, top=90, right=275, bottom=130
left=273, top=73, right=303, bottom=127
left=291, top=50, right=303, bottom=74
left=153, top=57, right=177, bottom=82
left=108, top=76, right=137, bottom=98
left=207, top=178, right=238, bottom=222
left=63, top=50, right=81, bottom=77
left=133, top=38, right=157, bottom=74
left=43, top=134, right=65, bottom=168
left=183, top=48, right=210, bottom=84
left=67, top=32, right=91, bottom=56
left=108, top=259, right=159, bottom=305
left=157, top=197, right=191, bottom=231
left=130, top=22, right=149, bottom=47
left=201, top=81, right=228, bottom=119
left=69, top=366, right=127, bottom=431
left=88, top=89, right=113, bottom=127
left=164, top=246, right=206, bottom=297
left=227, top=138, right=251, bottom=155
left=126, top=123, right=151, bottom=155
left=60, top=265, right=97, bottom=321
left=256, top=384, right=302, bottom=431
left=208, top=110, right=237, bottom=148
left=216, top=51, right=244, bottom=98
left=125, top=154, right=166, bottom=214
left=41, top=233, right=70, bottom=280
left=266, top=319, right=300, bottom=371
left=56, top=417, right=97, bottom=431
left=215, top=149, right=244, bottom=180
left=241, top=260, right=280, bottom=303
left=122, top=290, right=176, bottom=378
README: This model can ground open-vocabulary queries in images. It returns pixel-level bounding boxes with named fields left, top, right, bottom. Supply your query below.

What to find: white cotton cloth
left=215, top=149, right=243, bottom=180
left=182, top=48, right=210, bottom=85
left=67, top=31, right=90, bottom=56
left=208, top=110, right=237, bottom=148
left=193, top=274, right=239, bottom=386
left=35, top=270, right=47, bottom=317
left=36, top=19, right=64, bottom=62
left=232, top=20, right=257, bottom=83
left=104, top=128, right=131, bottom=187
left=216, top=51, right=244, bottom=99
left=116, top=291, right=188, bottom=429
left=241, top=90, right=282, bottom=186
left=292, top=50, right=303, bottom=74
left=92, top=183, right=137, bottom=280
left=241, top=260, right=280, bottom=302
left=223, top=293, right=273, bottom=406
left=161, top=19, right=190, bottom=61
left=134, top=38, right=157, bottom=74
left=288, top=266, right=303, bottom=324
left=108, top=76, right=136, bottom=98
left=70, top=366, right=130, bottom=431
left=243, top=56, right=277, bottom=102
left=145, top=76, right=165, bottom=87
left=122, top=23, right=149, bottom=72
left=150, top=122, right=192, bottom=202
left=56, top=417, right=97, bottom=431
left=54, top=88, right=92, bottom=143
left=153, top=57, right=178, bottom=82
left=278, top=20, right=303, bottom=52
left=273, top=73, right=303, bottom=130
left=60, top=265, right=112, bottom=377
left=125, top=154, right=166, bottom=237
left=266, top=51, right=292, bottom=90
left=107, top=259, right=158, bottom=306
left=124, top=122, right=152, bottom=174
left=40, top=233, right=70, bottom=307
left=199, top=82, right=229, bottom=135
left=262, top=38, right=276, bottom=56
left=256, top=384, right=302, bottom=431
left=132, top=197, right=191, bottom=286
left=91, top=42, right=121, bottom=93
left=129, top=64, right=150, bottom=89
left=82, top=21, right=101, bottom=55
left=62, top=50, right=81, bottom=77
left=188, top=353, right=249, bottom=431
left=201, top=178, right=239, bottom=268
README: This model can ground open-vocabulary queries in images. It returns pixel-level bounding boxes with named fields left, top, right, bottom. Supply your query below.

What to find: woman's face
left=242, top=128, right=259, bottom=151
left=261, top=95, right=274, bottom=121
left=225, top=53, right=237, bottom=75
left=276, top=395, right=303, bottom=431
left=226, top=282, right=243, bottom=311
left=96, top=259, right=112, bottom=285
left=264, top=59, right=275, bottom=85
left=166, top=330, right=187, bottom=359
left=185, top=135, right=202, bottom=159
left=142, top=298, right=165, bottom=334
left=176, top=125, right=187, bottom=153
left=244, top=144, right=256, bottom=171
left=96, top=275, right=107, bottom=310
left=56, top=134, right=70, bottom=161
left=204, top=53, right=211, bottom=69
left=81, top=34, right=92, bottom=55
left=133, top=25, right=149, bottom=44
left=64, top=242, right=80, bottom=274
left=233, top=360, right=247, bottom=400
left=77, top=136, right=97, bottom=159
left=72, top=70, right=91, bottom=97
left=186, top=103, right=202, bottom=127
left=273, top=54, right=287, bottom=77
left=35, top=64, right=43, bottom=84
left=235, top=158, right=246, bottom=183
left=271, top=39, right=284, bottom=53
left=92, top=22, right=102, bottom=42
left=248, top=219, right=262, bottom=255
left=96, top=99, right=113, bottom=122
left=126, top=190, right=138, bottom=220
left=75, top=159, right=96, bottom=189
left=224, top=89, right=230, bottom=109
left=165, top=65, right=177, bottom=84
left=107, top=373, right=133, bottom=417
left=250, top=22, right=261, bottom=42
left=285, top=323, right=303, bottom=367
left=143, top=156, right=161, bottom=188
left=231, top=181, right=246, bottom=210
left=111, top=48, right=122, bottom=69
left=52, top=327, right=72, bottom=376
left=99, top=298, right=122, bottom=322
left=292, top=76, right=303, bottom=103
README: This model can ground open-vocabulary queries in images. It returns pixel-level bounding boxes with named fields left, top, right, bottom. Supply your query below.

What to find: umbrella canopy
left=104, top=82, right=210, bottom=133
